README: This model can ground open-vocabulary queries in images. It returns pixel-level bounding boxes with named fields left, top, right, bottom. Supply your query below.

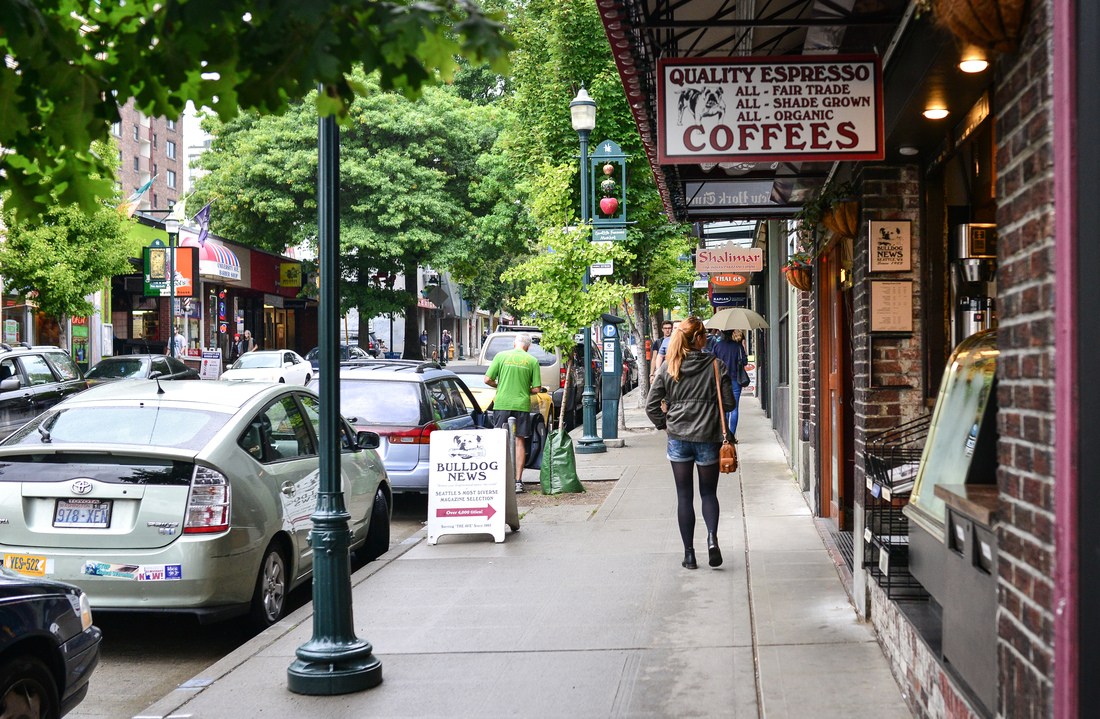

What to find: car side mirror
left=149, top=371, right=163, bottom=379
left=356, top=431, right=381, bottom=450
left=0, top=378, right=19, bottom=391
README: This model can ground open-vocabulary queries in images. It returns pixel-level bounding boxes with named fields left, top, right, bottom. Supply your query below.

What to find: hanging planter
left=783, top=264, right=813, bottom=291
left=931, top=0, right=1030, bottom=54
left=821, top=199, right=860, bottom=240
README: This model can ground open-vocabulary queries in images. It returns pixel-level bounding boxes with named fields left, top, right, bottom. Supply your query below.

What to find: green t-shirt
left=486, top=348, right=541, bottom=411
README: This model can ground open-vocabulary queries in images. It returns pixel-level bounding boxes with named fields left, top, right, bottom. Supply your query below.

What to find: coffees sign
left=657, top=55, right=884, bottom=164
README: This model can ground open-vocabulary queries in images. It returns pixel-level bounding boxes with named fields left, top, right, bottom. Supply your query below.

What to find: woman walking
left=646, top=317, right=736, bottom=570
left=711, top=329, right=748, bottom=441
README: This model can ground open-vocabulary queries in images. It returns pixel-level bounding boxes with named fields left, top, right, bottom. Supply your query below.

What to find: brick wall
left=992, top=0, right=1056, bottom=715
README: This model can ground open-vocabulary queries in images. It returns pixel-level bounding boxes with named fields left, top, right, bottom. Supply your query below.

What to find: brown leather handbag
left=713, top=361, right=738, bottom=473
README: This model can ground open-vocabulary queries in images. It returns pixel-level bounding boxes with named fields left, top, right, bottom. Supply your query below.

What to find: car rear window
left=4, top=406, right=229, bottom=450
left=484, top=337, right=557, bottom=366
left=337, top=380, right=423, bottom=425
left=86, top=358, right=147, bottom=379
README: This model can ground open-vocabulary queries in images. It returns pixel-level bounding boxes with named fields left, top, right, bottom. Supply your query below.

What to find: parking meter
left=600, top=314, right=625, bottom=439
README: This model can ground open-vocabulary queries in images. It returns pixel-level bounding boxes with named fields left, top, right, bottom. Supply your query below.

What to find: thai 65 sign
left=657, top=55, right=883, bottom=164
left=695, top=243, right=763, bottom=273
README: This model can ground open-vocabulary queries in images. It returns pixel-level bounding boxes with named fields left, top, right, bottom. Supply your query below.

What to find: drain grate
left=832, top=530, right=855, bottom=570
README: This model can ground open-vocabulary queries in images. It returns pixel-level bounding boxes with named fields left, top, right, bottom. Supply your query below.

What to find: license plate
left=3, top=553, right=51, bottom=577
left=54, top=498, right=112, bottom=528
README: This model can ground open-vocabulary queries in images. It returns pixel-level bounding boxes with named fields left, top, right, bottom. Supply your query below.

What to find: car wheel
left=249, top=543, right=288, bottom=630
left=525, top=416, right=547, bottom=469
left=0, top=656, right=60, bottom=719
left=360, top=489, right=390, bottom=562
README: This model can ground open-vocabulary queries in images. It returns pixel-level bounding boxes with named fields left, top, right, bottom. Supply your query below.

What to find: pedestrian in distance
left=166, top=326, right=185, bottom=358
left=650, top=320, right=674, bottom=380
left=711, top=329, right=748, bottom=442
left=484, top=332, right=543, bottom=494
left=237, top=330, right=255, bottom=359
left=420, top=329, right=429, bottom=359
left=645, top=316, right=736, bottom=570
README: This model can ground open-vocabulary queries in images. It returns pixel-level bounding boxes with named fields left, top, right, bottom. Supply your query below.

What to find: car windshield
left=5, top=406, right=229, bottom=450
left=484, top=336, right=557, bottom=366
left=337, top=380, right=423, bottom=425
left=233, top=353, right=280, bottom=369
left=87, top=358, right=147, bottom=379
left=452, top=373, right=489, bottom=389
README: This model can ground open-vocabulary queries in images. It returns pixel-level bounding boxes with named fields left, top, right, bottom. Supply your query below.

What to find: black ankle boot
left=682, top=548, right=698, bottom=570
left=707, top=532, right=723, bottom=568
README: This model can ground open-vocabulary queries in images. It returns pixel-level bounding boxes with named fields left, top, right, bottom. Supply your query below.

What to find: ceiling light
left=923, top=107, right=949, bottom=120
left=959, top=58, right=989, bottom=73
left=899, top=146, right=919, bottom=156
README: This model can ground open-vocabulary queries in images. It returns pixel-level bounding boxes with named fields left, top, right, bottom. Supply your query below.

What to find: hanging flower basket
left=821, top=199, right=860, bottom=240
left=784, top=266, right=813, bottom=291
left=932, top=0, right=1030, bottom=54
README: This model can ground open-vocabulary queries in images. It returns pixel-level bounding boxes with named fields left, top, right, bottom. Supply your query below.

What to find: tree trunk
left=402, top=261, right=423, bottom=360
left=633, top=292, right=652, bottom=398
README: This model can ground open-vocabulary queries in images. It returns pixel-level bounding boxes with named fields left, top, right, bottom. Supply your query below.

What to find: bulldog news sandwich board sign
left=657, top=55, right=884, bottom=164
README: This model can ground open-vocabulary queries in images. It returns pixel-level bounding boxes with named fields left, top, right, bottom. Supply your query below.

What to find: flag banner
left=119, top=176, right=156, bottom=218
left=191, top=202, right=212, bottom=246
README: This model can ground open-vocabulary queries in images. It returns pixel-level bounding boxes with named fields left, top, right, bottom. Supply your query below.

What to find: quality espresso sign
left=657, top=55, right=883, bottom=164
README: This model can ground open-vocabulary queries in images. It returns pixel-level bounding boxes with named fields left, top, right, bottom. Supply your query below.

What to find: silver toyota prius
left=0, top=380, right=391, bottom=628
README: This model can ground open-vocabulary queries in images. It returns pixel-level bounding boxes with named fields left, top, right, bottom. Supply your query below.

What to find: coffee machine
left=951, top=223, right=998, bottom=348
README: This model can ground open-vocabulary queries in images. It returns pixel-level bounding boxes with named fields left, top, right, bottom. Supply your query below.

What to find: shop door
left=818, top=246, right=854, bottom=529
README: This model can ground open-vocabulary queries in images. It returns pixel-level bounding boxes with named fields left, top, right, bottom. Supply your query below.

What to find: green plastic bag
left=539, top=428, right=585, bottom=494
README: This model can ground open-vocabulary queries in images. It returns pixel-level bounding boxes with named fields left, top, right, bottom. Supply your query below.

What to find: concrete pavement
left=136, top=393, right=912, bottom=718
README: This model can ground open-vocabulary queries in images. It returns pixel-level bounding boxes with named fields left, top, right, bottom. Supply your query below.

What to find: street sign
left=693, top=273, right=709, bottom=289
left=696, top=243, right=764, bottom=273
left=427, top=429, right=516, bottom=544
left=590, top=261, right=614, bottom=276
left=593, top=227, right=627, bottom=242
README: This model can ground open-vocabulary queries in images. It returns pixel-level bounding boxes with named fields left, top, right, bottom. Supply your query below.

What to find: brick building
left=599, top=0, right=1087, bottom=716
left=112, top=97, right=183, bottom=214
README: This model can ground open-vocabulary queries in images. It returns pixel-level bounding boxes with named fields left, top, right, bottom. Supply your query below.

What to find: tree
left=0, top=140, right=136, bottom=349
left=0, top=0, right=511, bottom=222
left=191, top=75, right=505, bottom=358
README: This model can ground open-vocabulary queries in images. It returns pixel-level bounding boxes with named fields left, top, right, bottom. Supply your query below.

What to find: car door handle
left=280, top=482, right=296, bottom=496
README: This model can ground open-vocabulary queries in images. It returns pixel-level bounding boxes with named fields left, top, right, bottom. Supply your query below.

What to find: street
left=67, top=493, right=428, bottom=719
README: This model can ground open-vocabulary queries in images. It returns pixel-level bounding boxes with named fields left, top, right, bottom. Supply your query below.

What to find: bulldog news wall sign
left=657, top=55, right=884, bottom=164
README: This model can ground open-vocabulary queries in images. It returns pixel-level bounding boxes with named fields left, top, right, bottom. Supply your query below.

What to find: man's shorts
left=493, top=410, right=532, bottom=438
left=666, top=439, right=720, bottom=466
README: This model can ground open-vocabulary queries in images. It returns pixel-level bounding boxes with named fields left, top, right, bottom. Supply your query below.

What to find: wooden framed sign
left=870, top=280, right=913, bottom=333
left=869, top=220, right=912, bottom=272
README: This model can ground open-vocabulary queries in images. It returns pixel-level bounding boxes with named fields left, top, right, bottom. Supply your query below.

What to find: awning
left=180, top=238, right=241, bottom=281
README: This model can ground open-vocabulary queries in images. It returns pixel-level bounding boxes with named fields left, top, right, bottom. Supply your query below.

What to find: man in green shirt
left=485, top=332, right=543, bottom=492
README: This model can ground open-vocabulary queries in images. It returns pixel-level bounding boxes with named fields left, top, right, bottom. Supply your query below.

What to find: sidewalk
left=137, top=394, right=913, bottom=719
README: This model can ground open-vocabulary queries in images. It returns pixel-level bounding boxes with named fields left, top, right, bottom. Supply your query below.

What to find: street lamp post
left=165, top=218, right=180, bottom=345
left=570, top=87, right=606, bottom=454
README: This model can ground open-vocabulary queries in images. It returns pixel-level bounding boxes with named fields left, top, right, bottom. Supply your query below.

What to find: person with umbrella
left=711, top=329, right=748, bottom=441
left=705, top=308, right=767, bottom=442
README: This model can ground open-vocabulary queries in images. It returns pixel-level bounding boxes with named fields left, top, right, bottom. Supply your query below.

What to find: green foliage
left=502, top=227, right=642, bottom=352
left=0, top=0, right=513, bottom=222
left=190, top=74, right=505, bottom=319
left=0, top=202, right=133, bottom=320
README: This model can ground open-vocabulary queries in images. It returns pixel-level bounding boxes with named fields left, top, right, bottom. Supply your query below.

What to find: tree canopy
left=0, top=0, right=511, bottom=221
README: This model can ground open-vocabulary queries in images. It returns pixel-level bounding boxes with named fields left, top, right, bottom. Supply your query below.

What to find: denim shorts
left=666, top=439, right=720, bottom=466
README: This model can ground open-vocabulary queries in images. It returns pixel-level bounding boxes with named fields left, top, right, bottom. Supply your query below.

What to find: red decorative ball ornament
left=603, top=163, right=614, bottom=176
left=599, top=196, right=619, bottom=216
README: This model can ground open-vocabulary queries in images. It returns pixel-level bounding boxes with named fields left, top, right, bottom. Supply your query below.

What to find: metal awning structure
left=597, top=0, right=911, bottom=222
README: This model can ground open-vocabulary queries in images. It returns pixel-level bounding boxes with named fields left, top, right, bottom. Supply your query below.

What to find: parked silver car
left=0, top=380, right=391, bottom=628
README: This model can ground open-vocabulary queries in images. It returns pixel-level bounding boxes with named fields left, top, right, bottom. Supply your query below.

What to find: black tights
left=671, top=461, right=720, bottom=550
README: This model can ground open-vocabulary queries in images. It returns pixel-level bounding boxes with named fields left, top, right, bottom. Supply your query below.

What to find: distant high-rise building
left=112, top=98, right=183, bottom=216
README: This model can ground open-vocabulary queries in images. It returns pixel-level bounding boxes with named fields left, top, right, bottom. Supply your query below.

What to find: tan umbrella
left=704, top=307, right=770, bottom=331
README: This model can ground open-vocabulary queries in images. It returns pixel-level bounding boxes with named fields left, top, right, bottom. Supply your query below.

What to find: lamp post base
left=287, top=641, right=382, bottom=695
left=575, top=435, right=607, bottom=454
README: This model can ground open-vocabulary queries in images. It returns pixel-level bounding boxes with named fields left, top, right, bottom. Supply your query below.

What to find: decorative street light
left=287, top=105, right=382, bottom=695
left=570, top=86, right=606, bottom=454
left=164, top=218, right=180, bottom=343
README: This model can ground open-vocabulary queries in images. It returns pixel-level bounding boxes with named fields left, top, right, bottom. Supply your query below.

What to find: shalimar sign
left=657, top=55, right=883, bottom=164
left=696, top=244, right=763, bottom=274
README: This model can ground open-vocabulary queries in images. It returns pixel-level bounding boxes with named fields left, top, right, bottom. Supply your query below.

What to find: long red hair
left=665, top=317, right=706, bottom=380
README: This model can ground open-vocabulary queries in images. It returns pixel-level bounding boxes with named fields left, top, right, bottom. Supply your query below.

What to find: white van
left=477, top=327, right=563, bottom=392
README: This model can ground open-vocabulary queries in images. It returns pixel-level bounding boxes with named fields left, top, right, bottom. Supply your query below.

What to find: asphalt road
left=67, top=493, right=429, bottom=719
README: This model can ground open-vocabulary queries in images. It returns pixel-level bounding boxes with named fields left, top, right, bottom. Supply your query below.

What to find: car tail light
left=184, top=466, right=230, bottom=534
left=389, top=422, right=438, bottom=444
left=560, top=366, right=567, bottom=388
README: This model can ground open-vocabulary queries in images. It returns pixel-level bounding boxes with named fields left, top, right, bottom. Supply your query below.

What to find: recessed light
left=959, top=58, right=989, bottom=73
left=899, top=146, right=919, bottom=156
left=923, top=107, right=950, bottom=120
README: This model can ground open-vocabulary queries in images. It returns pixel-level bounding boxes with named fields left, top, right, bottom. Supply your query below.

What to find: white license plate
left=54, top=498, right=112, bottom=528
